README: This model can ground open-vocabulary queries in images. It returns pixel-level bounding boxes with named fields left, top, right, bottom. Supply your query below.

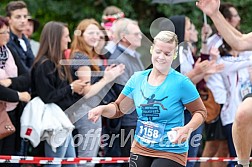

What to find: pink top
left=0, top=47, right=18, bottom=111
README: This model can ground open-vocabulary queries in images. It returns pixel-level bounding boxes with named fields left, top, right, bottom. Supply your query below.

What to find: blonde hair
left=154, top=31, right=178, bottom=47
left=153, top=31, right=178, bottom=59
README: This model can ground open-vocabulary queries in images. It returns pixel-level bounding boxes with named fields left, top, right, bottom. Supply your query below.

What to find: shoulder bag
left=0, top=102, right=16, bottom=139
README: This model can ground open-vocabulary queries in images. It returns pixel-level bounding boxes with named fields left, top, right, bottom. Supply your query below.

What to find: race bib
left=135, top=120, right=165, bottom=144
left=240, top=80, right=252, bottom=98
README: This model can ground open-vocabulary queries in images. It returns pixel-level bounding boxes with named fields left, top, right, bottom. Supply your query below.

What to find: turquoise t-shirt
left=121, top=68, right=199, bottom=153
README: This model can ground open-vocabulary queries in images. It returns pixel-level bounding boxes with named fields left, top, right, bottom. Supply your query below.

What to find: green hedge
left=1, top=0, right=251, bottom=41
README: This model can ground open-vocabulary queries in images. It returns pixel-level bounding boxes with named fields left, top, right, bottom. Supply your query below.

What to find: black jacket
left=7, top=31, right=34, bottom=71
left=0, top=85, right=19, bottom=102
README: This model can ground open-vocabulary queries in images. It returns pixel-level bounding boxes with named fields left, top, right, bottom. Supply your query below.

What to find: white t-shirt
left=180, top=46, right=194, bottom=75
left=206, top=34, right=226, bottom=104
left=220, top=55, right=252, bottom=126
left=18, top=38, right=27, bottom=52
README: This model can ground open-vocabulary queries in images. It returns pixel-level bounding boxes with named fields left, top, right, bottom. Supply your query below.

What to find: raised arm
left=196, top=0, right=252, bottom=51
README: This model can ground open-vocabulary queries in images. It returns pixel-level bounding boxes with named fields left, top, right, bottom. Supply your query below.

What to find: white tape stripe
left=0, top=156, right=251, bottom=164
left=39, top=160, right=60, bottom=164
left=79, top=160, right=87, bottom=164
left=104, top=157, right=112, bottom=161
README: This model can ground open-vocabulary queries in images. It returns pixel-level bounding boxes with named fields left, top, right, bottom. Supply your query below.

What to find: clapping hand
left=71, top=79, right=87, bottom=95
left=194, top=58, right=211, bottom=74
left=205, top=61, right=224, bottom=75
left=18, top=92, right=31, bottom=102
left=103, top=64, right=125, bottom=83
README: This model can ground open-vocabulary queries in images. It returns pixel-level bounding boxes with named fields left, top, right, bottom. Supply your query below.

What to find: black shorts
left=242, top=93, right=252, bottom=101
left=204, top=116, right=226, bottom=141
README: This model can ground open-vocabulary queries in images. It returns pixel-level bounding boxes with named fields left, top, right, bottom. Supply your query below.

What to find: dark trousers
left=129, top=153, right=184, bottom=167
left=184, top=110, right=204, bottom=167
left=224, top=123, right=237, bottom=167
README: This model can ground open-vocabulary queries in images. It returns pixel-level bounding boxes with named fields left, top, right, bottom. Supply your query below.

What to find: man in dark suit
left=102, top=18, right=144, bottom=167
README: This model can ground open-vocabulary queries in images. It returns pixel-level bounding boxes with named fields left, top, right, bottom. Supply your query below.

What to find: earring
left=173, top=46, right=178, bottom=60
left=173, top=53, right=177, bottom=60
left=150, top=46, right=153, bottom=54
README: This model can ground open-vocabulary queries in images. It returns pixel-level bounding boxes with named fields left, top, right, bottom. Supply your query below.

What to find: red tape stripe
left=0, top=156, right=251, bottom=164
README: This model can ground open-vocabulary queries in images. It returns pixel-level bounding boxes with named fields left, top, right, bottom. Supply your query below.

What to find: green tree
left=1, top=0, right=252, bottom=40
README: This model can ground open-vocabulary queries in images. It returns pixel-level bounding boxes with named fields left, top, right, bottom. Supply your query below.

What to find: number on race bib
left=139, top=126, right=159, bottom=139
left=136, top=121, right=165, bottom=143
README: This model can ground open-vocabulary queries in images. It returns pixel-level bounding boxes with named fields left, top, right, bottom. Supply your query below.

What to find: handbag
left=0, top=102, right=16, bottom=140
left=199, top=87, right=221, bottom=123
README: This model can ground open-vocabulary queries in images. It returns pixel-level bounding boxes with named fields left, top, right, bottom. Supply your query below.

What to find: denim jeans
left=102, top=126, right=122, bottom=167
left=184, top=110, right=204, bottom=167
left=74, top=114, right=101, bottom=167
left=44, top=134, right=76, bottom=167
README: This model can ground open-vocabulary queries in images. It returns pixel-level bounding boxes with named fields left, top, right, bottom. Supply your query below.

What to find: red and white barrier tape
left=0, top=156, right=252, bottom=164
left=188, top=157, right=252, bottom=162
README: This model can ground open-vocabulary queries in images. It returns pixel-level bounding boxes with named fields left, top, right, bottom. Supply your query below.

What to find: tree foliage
left=0, top=0, right=252, bottom=41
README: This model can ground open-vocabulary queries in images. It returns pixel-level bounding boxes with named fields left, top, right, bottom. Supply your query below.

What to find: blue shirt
left=121, top=68, right=199, bottom=153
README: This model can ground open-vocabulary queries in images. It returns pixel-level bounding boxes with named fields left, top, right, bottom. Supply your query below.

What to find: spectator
left=197, top=1, right=252, bottom=166
left=101, top=18, right=144, bottom=167
left=70, top=18, right=124, bottom=167
left=23, top=15, right=40, bottom=57
left=5, top=1, right=34, bottom=70
left=0, top=16, right=31, bottom=167
left=101, top=6, right=124, bottom=40
left=101, top=6, right=125, bottom=56
left=31, top=21, right=84, bottom=167
left=200, top=3, right=242, bottom=167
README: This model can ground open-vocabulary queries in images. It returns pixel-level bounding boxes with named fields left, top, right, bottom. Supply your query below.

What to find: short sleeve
left=180, top=77, right=199, bottom=104
left=121, top=73, right=137, bottom=99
